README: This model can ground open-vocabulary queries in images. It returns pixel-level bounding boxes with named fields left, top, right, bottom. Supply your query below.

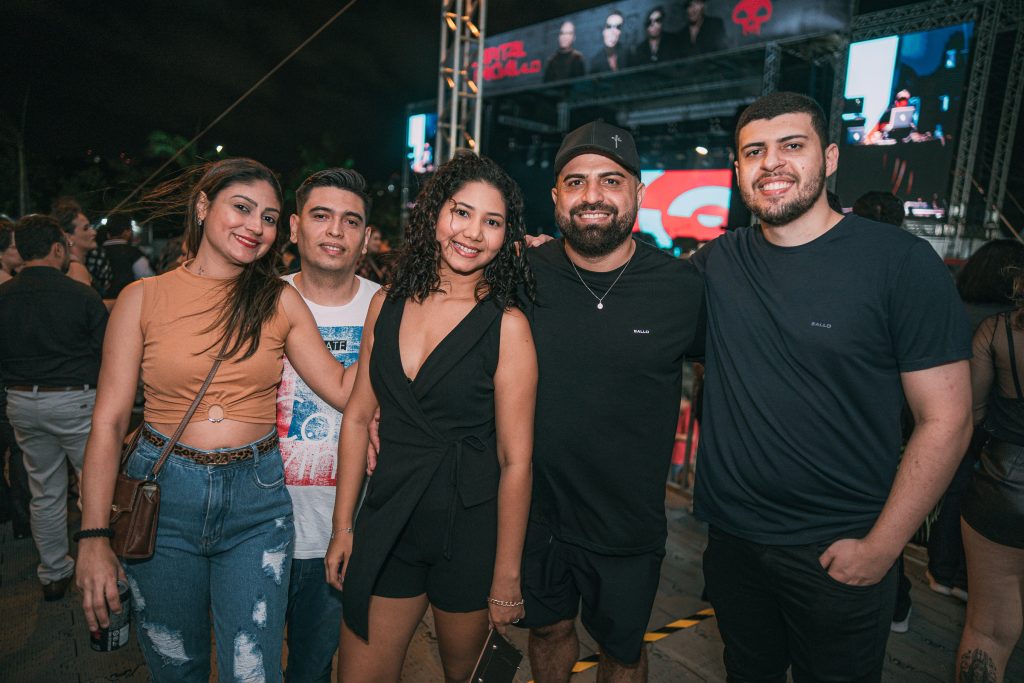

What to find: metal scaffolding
left=948, top=0, right=999, bottom=239
left=761, top=41, right=782, bottom=95
left=984, top=2, right=1024, bottom=228
left=435, top=0, right=487, bottom=161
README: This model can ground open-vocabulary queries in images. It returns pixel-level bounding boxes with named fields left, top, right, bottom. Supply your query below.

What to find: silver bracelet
left=487, top=596, right=524, bottom=608
left=330, top=527, right=353, bottom=540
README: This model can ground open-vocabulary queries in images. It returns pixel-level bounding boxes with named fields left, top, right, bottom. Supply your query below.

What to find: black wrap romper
left=342, top=297, right=504, bottom=641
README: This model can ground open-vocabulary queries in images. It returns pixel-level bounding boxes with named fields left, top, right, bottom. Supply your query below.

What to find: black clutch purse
left=469, top=628, right=523, bottom=683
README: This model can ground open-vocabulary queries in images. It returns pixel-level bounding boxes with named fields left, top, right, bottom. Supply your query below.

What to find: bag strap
left=147, top=358, right=223, bottom=479
left=1004, top=312, right=1024, bottom=400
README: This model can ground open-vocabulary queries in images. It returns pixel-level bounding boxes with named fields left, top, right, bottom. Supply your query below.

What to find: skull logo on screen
left=732, top=0, right=773, bottom=36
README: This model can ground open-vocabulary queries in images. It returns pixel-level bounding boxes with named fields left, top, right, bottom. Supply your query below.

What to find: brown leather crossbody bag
left=110, top=359, right=222, bottom=559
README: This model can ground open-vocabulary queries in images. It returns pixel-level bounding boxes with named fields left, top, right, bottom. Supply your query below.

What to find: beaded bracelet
left=330, top=527, right=354, bottom=540
left=487, top=597, right=525, bottom=608
left=73, top=527, right=114, bottom=542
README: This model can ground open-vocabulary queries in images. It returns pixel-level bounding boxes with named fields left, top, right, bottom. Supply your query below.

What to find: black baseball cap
left=554, top=121, right=641, bottom=178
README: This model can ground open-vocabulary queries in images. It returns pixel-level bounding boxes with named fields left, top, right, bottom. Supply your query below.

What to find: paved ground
left=1, top=489, right=1022, bottom=681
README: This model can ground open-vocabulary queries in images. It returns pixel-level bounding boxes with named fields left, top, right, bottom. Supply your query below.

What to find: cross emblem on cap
left=611, top=135, right=622, bottom=148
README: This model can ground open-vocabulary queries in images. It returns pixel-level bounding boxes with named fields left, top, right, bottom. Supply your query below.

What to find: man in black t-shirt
left=520, top=121, right=704, bottom=682
left=0, top=215, right=108, bottom=602
left=692, top=92, right=972, bottom=681
left=102, top=214, right=155, bottom=299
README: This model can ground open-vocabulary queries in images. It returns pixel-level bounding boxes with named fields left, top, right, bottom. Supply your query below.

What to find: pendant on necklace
left=597, top=302, right=604, bottom=310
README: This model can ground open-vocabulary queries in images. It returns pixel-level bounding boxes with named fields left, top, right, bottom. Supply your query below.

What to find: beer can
left=90, top=580, right=132, bottom=651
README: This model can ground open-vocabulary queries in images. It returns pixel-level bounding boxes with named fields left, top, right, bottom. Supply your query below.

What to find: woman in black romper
left=325, top=151, right=537, bottom=682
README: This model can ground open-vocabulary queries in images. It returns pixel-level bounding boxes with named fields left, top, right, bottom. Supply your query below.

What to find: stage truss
left=435, top=0, right=487, bottom=162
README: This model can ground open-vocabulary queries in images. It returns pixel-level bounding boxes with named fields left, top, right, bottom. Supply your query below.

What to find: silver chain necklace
left=568, top=246, right=635, bottom=311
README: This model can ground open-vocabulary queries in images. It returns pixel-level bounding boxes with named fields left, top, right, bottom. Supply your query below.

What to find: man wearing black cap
left=518, top=121, right=704, bottom=681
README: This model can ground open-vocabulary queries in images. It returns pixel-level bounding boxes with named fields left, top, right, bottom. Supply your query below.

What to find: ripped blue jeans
left=122, top=425, right=294, bottom=682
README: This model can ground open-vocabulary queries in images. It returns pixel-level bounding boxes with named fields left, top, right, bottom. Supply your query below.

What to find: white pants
left=6, top=388, right=94, bottom=584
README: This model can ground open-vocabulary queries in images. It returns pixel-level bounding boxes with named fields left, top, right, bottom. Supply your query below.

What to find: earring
left=198, top=218, right=204, bottom=228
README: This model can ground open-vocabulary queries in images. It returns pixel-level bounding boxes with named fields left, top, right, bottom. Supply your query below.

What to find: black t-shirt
left=525, top=239, right=705, bottom=554
left=690, top=215, right=971, bottom=545
left=0, top=266, right=108, bottom=386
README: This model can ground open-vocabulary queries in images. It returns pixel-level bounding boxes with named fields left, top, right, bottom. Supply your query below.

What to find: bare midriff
left=150, top=419, right=275, bottom=451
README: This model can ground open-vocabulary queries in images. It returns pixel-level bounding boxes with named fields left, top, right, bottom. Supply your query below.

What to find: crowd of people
left=0, top=91, right=1021, bottom=683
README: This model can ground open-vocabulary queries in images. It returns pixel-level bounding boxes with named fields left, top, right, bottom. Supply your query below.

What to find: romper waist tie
left=441, top=433, right=497, bottom=560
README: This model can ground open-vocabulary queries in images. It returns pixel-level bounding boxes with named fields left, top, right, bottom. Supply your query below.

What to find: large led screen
left=407, top=113, right=438, bottom=174
left=836, top=23, right=974, bottom=220
left=634, top=169, right=731, bottom=247
left=476, top=0, right=851, bottom=95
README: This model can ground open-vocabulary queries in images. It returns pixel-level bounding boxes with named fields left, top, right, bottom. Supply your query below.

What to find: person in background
left=356, top=225, right=388, bottom=284
left=0, top=217, right=22, bottom=284
left=0, top=214, right=108, bottom=601
left=51, top=197, right=110, bottom=293
left=0, top=218, right=32, bottom=540
left=927, top=242, right=1024, bottom=605
left=156, top=235, right=187, bottom=274
left=957, top=265, right=1024, bottom=682
left=852, top=190, right=905, bottom=226
left=102, top=214, right=155, bottom=299
left=277, top=168, right=380, bottom=682
left=75, top=157, right=358, bottom=682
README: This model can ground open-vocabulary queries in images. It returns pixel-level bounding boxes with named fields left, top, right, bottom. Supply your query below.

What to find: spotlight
left=695, top=146, right=709, bottom=156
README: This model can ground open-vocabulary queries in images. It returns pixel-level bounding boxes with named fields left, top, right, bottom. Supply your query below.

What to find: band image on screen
left=407, top=113, right=438, bottom=174
left=837, top=22, right=974, bottom=220
left=635, top=169, right=731, bottom=248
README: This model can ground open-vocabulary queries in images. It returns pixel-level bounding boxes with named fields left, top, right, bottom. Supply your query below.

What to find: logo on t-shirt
left=277, top=325, right=362, bottom=487
left=810, top=321, right=833, bottom=329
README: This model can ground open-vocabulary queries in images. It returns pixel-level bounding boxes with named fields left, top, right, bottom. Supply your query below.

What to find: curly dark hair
left=958, top=239, right=1024, bottom=305
left=387, top=151, right=535, bottom=308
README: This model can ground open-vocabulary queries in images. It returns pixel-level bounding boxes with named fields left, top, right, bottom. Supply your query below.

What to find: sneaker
left=891, top=607, right=911, bottom=633
left=925, top=570, right=953, bottom=596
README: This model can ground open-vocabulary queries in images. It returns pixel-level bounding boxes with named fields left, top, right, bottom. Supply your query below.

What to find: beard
left=556, top=201, right=637, bottom=258
left=741, top=165, right=826, bottom=227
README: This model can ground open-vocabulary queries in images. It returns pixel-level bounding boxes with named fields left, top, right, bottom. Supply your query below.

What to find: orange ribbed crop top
left=139, top=264, right=290, bottom=425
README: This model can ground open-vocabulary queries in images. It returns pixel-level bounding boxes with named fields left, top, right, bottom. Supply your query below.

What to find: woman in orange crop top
left=75, top=158, right=354, bottom=681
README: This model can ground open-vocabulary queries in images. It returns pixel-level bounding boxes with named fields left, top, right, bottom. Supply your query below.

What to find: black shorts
left=371, top=495, right=497, bottom=614
left=518, top=520, right=664, bottom=664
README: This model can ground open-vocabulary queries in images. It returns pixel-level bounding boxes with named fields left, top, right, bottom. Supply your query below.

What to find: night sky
left=3, top=0, right=912, bottom=217
left=3, top=1, right=608, bottom=199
